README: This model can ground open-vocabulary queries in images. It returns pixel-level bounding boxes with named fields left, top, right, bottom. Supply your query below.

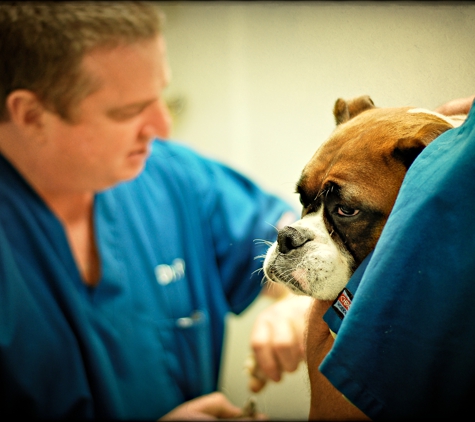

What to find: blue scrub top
left=0, top=139, right=294, bottom=420
left=320, top=102, right=475, bottom=420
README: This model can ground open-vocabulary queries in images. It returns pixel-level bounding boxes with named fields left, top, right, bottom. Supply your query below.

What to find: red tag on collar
left=332, top=287, right=354, bottom=320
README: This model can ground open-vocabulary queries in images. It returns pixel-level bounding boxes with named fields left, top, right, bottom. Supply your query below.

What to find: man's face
left=42, top=34, right=172, bottom=192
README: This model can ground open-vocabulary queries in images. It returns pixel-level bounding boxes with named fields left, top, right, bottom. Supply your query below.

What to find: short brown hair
left=0, top=2, right=164, bottom=122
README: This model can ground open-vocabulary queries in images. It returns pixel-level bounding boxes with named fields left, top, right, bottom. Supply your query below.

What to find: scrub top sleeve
left=193, top=159, right=295, bottom=315
left=208, top=163, right=296, bottom=314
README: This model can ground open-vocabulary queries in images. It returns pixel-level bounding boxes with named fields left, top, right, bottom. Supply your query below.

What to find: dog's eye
left=337, top=206, right=360, bottom=217
left=298, top=194, right=310, bottom=208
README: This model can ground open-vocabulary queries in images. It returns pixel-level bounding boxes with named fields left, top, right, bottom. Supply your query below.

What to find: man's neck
left=1, top=125, right=100, bottom=286
left=31, top=179, right=100, bottom=287
left=41, top=190, right=95, bottom=226
left=0, top=124, right=95, bottom=223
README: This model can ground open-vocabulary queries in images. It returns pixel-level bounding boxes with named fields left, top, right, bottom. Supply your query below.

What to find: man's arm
left=435, top=94, right=475, bottom=116
left=306, top=299, right=369, bottom=421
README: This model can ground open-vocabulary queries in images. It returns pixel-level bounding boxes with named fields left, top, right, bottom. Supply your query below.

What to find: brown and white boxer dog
left=263, top=95, right=463, bottom=301
left=262, top=95, right=464, bottom=419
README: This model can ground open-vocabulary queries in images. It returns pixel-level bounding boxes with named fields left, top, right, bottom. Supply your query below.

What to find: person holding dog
left=307, top=94, right=475, bottom=420
left=0, top=3, right=312, bottom=420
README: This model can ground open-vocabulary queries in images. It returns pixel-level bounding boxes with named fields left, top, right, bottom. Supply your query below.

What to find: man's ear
left=6, top=90, right=47, bottom=140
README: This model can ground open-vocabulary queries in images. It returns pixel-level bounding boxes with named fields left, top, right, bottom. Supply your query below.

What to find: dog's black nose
left=277, top=226, right=312, bottom=254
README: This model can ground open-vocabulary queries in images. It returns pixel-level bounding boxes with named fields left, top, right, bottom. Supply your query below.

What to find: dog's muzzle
left=263, top=211, right=354, bottom=300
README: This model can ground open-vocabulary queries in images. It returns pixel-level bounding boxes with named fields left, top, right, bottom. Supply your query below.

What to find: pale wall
left=158, top=2, right=475, bottom=419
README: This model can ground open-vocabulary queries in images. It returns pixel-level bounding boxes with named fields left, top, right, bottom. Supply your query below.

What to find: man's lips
left=128, top=145, right=150, bottom=158
left=129, top=150, right=146, bottom=156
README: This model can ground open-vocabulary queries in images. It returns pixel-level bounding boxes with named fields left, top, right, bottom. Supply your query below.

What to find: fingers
left=250, top=317, right=283, bottom=383
left=159, top=392, right=243, bottom=420
left=273, top=319, right=304, bottom=372
left=248, top=375, right=267, bottom=394
left=249, top=295, right=313, bottom=385
left=245, top=355, right=268, bottom=393
left=192, top=392, right=268, bottom=421
left=208, top=392, right=246, bottom=419
left=258, top=318, right=302, bottom=374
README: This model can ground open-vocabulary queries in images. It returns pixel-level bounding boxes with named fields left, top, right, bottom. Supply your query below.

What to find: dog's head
left=264, top=95, right=457, bottom=300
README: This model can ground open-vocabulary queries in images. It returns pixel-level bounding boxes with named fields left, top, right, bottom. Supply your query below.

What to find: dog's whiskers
left=254, top=238, right=273, bottom=247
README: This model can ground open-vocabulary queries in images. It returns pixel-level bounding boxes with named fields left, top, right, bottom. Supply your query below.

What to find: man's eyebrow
left=106, top=99, right=156, bottom=116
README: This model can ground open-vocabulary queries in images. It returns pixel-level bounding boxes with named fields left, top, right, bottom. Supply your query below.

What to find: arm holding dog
left=435, top=94, right=475, bottom=116
left=307, top=300, right=369, bottom=421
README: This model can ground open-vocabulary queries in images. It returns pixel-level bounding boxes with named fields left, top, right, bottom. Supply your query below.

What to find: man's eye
left=337, top=206, right=360, bottom=217
left=111, top=109, right=142, bottom=121
left=108, top=104, right=150, bottom=121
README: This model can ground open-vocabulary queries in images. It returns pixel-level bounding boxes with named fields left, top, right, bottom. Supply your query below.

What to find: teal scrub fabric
left=0, top=139, right=294, bottom=419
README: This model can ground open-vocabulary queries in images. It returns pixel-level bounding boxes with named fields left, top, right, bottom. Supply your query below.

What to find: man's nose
left=141, top=99, right=173, bottom=140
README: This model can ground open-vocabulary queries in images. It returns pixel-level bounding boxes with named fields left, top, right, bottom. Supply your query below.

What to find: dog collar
left=323, top=251, right=374, bottom=335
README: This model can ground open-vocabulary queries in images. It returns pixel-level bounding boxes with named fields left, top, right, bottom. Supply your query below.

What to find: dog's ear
left=333, top=95, right=375, bottom=125
left=393, top=121, right=453, bottom=168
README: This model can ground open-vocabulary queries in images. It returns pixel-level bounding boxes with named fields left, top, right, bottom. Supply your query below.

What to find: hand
left=248, top=286, right=314, bottom=392
left=434, top=94, right=475, bottom=116
left=159, top=392, right=267, bottom=420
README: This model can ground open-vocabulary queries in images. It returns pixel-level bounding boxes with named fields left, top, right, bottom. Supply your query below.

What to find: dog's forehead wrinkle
left=337, top=183, right=363, bottom=204
left=301, top=163, right=343, bottom=202
left=297, top=174, right=327, bottom=207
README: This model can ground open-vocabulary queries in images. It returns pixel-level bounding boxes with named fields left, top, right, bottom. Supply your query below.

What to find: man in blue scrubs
left=306, top=94, right=475, bottom=420
left=0, top=3, right=311, bottom=419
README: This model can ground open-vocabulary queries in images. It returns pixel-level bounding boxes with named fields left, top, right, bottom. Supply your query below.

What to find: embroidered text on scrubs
left=155, top=258, right=186, bottom=285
